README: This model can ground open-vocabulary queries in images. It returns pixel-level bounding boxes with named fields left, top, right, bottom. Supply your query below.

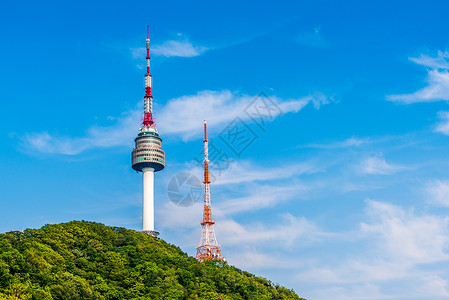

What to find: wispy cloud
left=361, top=200, right=449, bottom=264
left=298, top=200, right=449, bottom=299
left=157, top=138, right=449, bottom=299
left=216, top=182, right=307, bottom=216
left=420, top=275, right=449, bottom=298
left=21, top=110, right=139, bottom=155
left=297, top=26, right=327, bottom=48
left=427, top=179, right=449, bottom=207
left=387, top=51, right=449, bottom=103
left=217, top=161, right=319, bottom=185
left=158, top=157, right=320, bottom=236
left=218, top=214, right=320, bottom=248
left=221, top=215, right=326, bottom=269
left=130, top=36, right=207, bottom=59
left=157, top=201, right=201, bottom=231
left=410, top=51, right=449, bottom=69
left=188, top=159, right=320, bottom=186
left=309, top=283, right=389, bottom=300
left=359, top=154, right=406, bottom=175
left=435, top=111, right=449, bottom=135
left=303, top=137, right=370, bottom=149
left=225, top=250, right=297, bottom=269
left=22, top=90, right=330, bottom=155
left=152, top=39, right=207, bottom=57
left=158, top=90, right=329, bottom=140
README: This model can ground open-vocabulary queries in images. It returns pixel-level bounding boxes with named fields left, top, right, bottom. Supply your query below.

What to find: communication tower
left=196, top=120, right=224, bottom=261
left=131, top=26, right=165, bottom=237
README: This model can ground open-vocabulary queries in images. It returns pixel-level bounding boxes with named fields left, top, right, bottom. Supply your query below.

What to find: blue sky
left=2, top=0, right=449, bottom=299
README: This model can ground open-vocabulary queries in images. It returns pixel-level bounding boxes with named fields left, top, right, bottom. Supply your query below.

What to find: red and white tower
left=196, top=120, right=224, bottom=261
left=131, top=26, right=165, bottom=237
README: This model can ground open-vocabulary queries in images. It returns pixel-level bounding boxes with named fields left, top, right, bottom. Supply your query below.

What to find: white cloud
left=158, top=90, right=329, bottom=140
left=435, top=111, right=449, bottom=135
left=361, top=200, right=449, bottom=264
left=157, top=151, right=449, bottom=300
left=157, top=158, right=320, bottom=252
left=216, top=182, right=307, bottom=216
left=419, top=275, right=449, bottom=298
left=152, top=40, right=207, bottom=57
left=157, top=175, right=321, bottom=269
left=225, top=250, right=301, bottom=269
left=157, top=160, right=313, bottom=228
left=410, top=51, right=449, bottom=69
left=297, top=26, right=327, bottom=48
left=21, top=110, right=139, bottom=155
left=217, top=161, right=319, bottom=185
left=309, top=283, right=390, bottom=300
left=22, top=90, right=329, bottom=155
left=420, top=275, right=449, bottom=299
left=130, top=47, right=145, bottom=60
left=359, top=155, right=406, bottom=175
left=304, top=137, right=370, bottom=149
left=427, top=179, right=449, bottom=207
left=217, top=214, right=320, bottom=248
left=297, top=200, right=449, bottom=299
left=187, top=159, right=320, bottom=186
left=157, top=201, right=201, bottom=231
left=226, top=251, right=282, bottom=269
left=213, top=212, right=324, bottom=270
left=387, top=51, right=449, bottom=103
left=130, top=39, right=207, bottom=59
left=298, top=258, right=410, bottom=285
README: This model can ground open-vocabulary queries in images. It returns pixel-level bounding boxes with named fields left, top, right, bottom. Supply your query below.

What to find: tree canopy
left=0, top=221, right=305, bottom=299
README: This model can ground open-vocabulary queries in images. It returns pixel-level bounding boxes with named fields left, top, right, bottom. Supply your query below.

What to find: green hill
left=0, top=221, right=305, bottom=299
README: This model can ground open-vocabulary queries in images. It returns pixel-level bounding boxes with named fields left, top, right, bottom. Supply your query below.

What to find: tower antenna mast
left=196, top=120, right=225, bottom=261
left=143, top=24, right=154, bottom=127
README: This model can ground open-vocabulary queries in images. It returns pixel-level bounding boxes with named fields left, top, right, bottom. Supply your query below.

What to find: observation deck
left=132, top=127, right=165, bottom=172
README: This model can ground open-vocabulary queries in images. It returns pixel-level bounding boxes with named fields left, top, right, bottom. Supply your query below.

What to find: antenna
left=143, top=25, right=153, bottom=127
left=196, top=120, right=225, bottom=262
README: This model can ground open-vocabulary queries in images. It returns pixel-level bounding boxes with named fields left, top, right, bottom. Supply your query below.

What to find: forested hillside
left=0, top=221, right=305, bottom=299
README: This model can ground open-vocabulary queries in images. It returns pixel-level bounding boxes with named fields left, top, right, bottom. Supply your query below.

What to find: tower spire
left=143, top=24, right=154, bottom=127
left=196, top=120, right=225, bottom=262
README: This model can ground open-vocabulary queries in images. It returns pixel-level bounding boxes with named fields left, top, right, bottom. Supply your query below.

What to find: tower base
left=143, top=230, right=159, bottom=237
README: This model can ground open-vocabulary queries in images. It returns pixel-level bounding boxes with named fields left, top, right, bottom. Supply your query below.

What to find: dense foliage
left=0, top=221, right=305, bottom=299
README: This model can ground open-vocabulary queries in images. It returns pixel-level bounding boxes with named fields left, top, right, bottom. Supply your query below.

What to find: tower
left=131, top=26, right=165, bottom=237
left=196, top=120, right=224, bottom=261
